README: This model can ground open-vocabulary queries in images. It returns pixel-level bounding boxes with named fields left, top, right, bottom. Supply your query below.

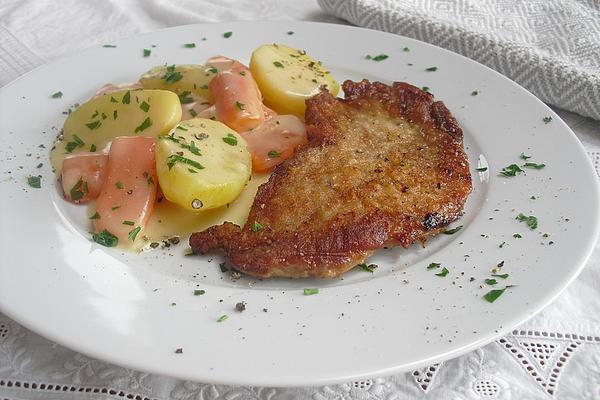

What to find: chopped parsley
left=51, top=91, right=63, bottom=99
left=273, top=61, right=284, bottom=68
left=426, top=66, right=438, bottom=71
left=267, top=150, right=281, bottom=158
left=520, top=152, right=531, bottom=160
left=516, top=213, right=538, bottom=230
left=303, top=288, right=319, bottom=296
left=427, top=262, right=441, bottom=270
left=178, top=91, right=194, bottom=104
left=194, top=289, right=206, bottom=296
left=251, top=221, right=263, bottom=232
left=70, top=178, right=88, bottom=201
left=217, top=314, right=229, bottom=322
left=143, top=48, right=151, bottom=57
left=122, top=220, right=135, bottom=225
left=189, top=109, right=198, bottom=117
left=90, top=212, right=101, bottom=220
left=36, top=163, right=43, bottom=169
left=403, top=47, right=410, bottom=52
left=513, top=233, right=522, bottom=238
left=523, top=162, right=546, bottom=169
left=500, top=164, right=523, bottom=177
left=235, top=101, right=245, bottom=110
left=543, top=116, right=552, bottom=124
left=176, top=125, right=188, bottom=131
left=207, top=67, right=218, bottom=74
left=357, top=263, right=377, bottom=273
left=287, top=31, right=294, bottom=35
left=167, top=154, right=204, bottom=171
left=115, top=181, right=124, bottom=189
left=421, top=86, right=430, bottom=92
left=475, top=167, right=488, bottom=172
left=27, top=175, right=41, bottom=188
left=484, top=278, right=498, bottom=285
left=122, top=91, right=131, bottom=104
left=366, top=54, right=388, bottom=61
left=65, top=134, right=85, bottom=153
left=222, top=134, right=238, bottom=146
left=223, top=32, right=233, bottom=38
left=134, top=117, right=152, bottom=133
left=182, top=140, right=201, bottom=156
left=183, top=43, right=196, bottom=48
left=102, top=44, right=117, bottom=48
left=492, top=273, right=509, bottom=279
left=483, top=285, right=514, bottom=303
left=471, top=90, right=479, bottom=96
left=111, top=205, right=121, bottom=211
left=139, top=101, right=150, bottom=112
left=113, top=109, right=118, bottom=120
left=128, top=226, right=141, bottom=242
left=89, top=144, right=97, bottom=152
left=110, top=96, right=118, bottom=103
left=443, top=225, right=463, bottom=235
left=85, top=120, right=102, bottom=130
left=92, top=230, right=118, bottom=247
left=162, top=65, right=183, bottom=84
left=435, top=267, right=449, bottom=277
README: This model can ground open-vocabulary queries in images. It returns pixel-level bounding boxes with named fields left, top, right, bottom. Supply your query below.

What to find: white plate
left=0, top=21, right=598, bottom=387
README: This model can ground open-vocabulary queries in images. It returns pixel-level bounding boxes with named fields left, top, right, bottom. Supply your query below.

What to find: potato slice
left=155, top=118, right=252, bottom=211
left=139, top=64, right=217, bottom=101
left=249, top=44, right=339, bottom=116
left=58, top=89, right=181, bottom=155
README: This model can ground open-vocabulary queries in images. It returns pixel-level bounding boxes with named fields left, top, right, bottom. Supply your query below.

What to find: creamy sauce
left=51, top=141, right=271, bottom=251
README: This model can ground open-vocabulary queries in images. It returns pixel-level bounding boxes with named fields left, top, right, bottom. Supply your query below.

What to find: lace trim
left=0, top=379, right=157, bottom=400
left=588, top=151, right=600, bottom=176
left=510, top=329, right=600, bottom=343
left=411, top=363, right=441, bottom=392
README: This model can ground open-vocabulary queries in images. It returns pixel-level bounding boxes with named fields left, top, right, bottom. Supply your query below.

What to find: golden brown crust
left=190, top=80, right=472, bottom=278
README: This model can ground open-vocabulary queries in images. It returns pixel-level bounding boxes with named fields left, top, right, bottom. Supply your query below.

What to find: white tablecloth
left=1, top=1, right=599, bottom=399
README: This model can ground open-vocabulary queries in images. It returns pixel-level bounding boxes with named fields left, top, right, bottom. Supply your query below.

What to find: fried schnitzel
left=189, top=79, right=472, bottom=278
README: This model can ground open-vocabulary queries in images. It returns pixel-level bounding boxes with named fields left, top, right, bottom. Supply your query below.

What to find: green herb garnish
left=217, top=314, right=228, bottom=322
left=122, top=91, right=131, bottom=104
left=367, top=54, right=388, bottom=61
left=513, top=233, right=522, bottom=238
left=520, top=153, right=531, bottom=160
left=471, top=90, right=479, bottom=96
left=426, top=66, right=438, bottom=71
left=162, top=65, right=183, bottom=84
left=90, top=144, right=97, bottom=152
left=223, top=32, right=232, bottom=38
left=36, top=163, right=43, bottom=169
left=500, top=164, right=523, bottom=177
left=287, top=31, right=294, bottom=35
left=102, top=44, right=117, bottom=48
left=189, top=109, right=198, bottom=117
left=484, top=278, right=498, bottom=285
left=70, top=178, right=88, bottom=201
left=178, top=91, right=194, bottom=104
left=194, top=289, right=206, bottom=296
left=90, top=212, right=101, bottom=220
left=183, top=43, right=196, bottom=48
left=143, top=48, right=151, bottom=57
left=357, top=263, right=376, bottom=273
left=422, top=86, right=430, bottom=92
left=111, top=205, right=121, bottom=211
left=267, top=150, right=281, bottom=158
left=303, top=288, right=319, bottom=295
left=222, top=134, right=238, bottom=146
left=543, top=116, right=552, bottom=124
left=122, top=220, right=135, bottom=225
left=92, top=230, right=118, bottom=247
left=27, top=175, right=41, bottom=188
left=492, top=273, right=509, bottom=279
left=251, top=221, right=263, bottom=232
left=475, top=167, right=488, bottom=172
left=435, top=267, right=449, bottom=277
left=65, top=134, right=85, bottom=153
left=128, top=226, right=141, bottom=242
left=134, top=117, right=152, bottom=133
left=427, top=262, right=441, bottom=270
left=235, top=101, right=245, bottom=110
left=483, top=285, right=514, bottom=303
left=443, top=225, right=463, bottom=235
left=516, top=213, right=538, bottom=230
left=51, top=91, right=63, bottom=98
left=167, top=154, right=204, bottom=171
left=85, top=120, right=102, bottom=130
left=273, top=61, right=284, bottom=68
left=523, top=162, right=546, bottom=169
left=139, top=101, right=150, bottom=112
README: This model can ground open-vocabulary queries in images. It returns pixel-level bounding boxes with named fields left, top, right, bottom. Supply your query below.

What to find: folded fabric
left=318, top=0, right=600, bottom=121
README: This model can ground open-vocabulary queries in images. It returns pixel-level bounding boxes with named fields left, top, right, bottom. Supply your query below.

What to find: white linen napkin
left=318, top=0, right=600, bottom=121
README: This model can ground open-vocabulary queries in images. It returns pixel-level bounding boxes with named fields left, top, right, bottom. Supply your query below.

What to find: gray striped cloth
left=318, top=0, right=600, bottom=121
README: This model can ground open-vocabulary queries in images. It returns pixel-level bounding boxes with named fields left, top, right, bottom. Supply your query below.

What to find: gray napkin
left=318, top=0, right=600, bottom=120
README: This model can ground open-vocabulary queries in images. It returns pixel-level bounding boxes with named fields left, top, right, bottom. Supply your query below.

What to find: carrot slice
left=93, top=136, right=157, bottom=245
left=61, top=153, right=108, bottom=203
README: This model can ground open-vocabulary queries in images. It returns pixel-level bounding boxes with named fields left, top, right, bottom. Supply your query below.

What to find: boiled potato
left=139, top=64, right=216, bottom=101
left=155, top=118, right=252, bottom=211
left=59, top=89, right=181, bottom=155
left=249, top=44, right=339, bottom=116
